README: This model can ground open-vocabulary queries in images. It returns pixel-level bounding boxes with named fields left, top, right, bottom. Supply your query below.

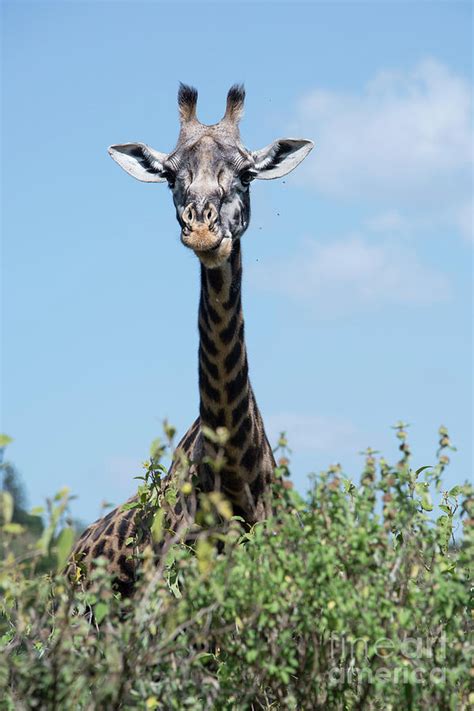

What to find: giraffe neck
left=197, top=240, right=272, bottom=515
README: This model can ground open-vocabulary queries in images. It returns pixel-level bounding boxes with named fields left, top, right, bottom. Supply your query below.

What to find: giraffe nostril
left=183, top=204, right=196, bottom=227
left=204, top=203, right=217, bottom=227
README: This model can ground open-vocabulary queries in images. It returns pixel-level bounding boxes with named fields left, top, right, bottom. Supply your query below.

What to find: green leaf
left=94, top=602, right=108, bottom=625
left=149, top=437, right=164, bottom=460
left=441, top=561, right=457, bottom=575
left=164, top=487, right=178, bottom=507
left=2, top=522, right=25, bottom=535
left=448, top=485, right=461, bottom=497
left=55, top=526, right=75, bottom=572
left=169, top=579, right=181, bottom=599
left=398, top=609, right=411, bottom=626
left=37, top=523, right=55, bottom=554
left=0, top=491, right=14, bottom=525
left=163, top=420, right=177, bottom=441
left=151, top=509, right=165, bottom=544
left=121, top=501, right=140, bottom=511
left=415, top=465, right=433, bottom=476
left=196, top=538, right=214, bottom=575
left=395, top=531, right=404, bottom=545
left=54, top=487, right=70, bottom=501
left=196, top=652, right=215, bottom=664
left=0, top=434, right=13, bottom=449
left=201, top=426, right=229, bottom=445
left=343, top=478, right=356, bottom=494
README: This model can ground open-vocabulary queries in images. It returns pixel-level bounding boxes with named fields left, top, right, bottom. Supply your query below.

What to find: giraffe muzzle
left=181, top=202, right=224, bottom=252
left=181, top=224, right=224, bottom=253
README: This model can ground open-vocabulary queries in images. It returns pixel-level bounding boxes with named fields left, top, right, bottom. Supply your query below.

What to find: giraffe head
left=109, top=84, right=313, bottom=268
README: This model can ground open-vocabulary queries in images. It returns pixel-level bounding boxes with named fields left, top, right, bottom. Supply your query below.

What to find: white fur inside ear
left=108, top=143, right=168, bottom=183
left=253, top=138, right=314, bottom=180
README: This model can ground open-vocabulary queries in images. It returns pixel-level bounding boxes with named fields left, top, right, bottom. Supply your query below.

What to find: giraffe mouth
left=194, top=236, right=233, bottom=268
left=181, top=224, right=223, bottom=252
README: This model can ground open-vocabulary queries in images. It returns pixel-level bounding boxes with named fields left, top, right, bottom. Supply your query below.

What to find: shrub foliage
left=0, top=425, right=472, bottom=710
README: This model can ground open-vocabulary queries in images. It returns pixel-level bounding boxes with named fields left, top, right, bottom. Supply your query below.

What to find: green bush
left=0, top=424, right=472, bottom=710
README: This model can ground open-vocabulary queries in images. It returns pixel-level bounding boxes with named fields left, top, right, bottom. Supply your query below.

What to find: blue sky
left=2, top=1, right=472, bottom=524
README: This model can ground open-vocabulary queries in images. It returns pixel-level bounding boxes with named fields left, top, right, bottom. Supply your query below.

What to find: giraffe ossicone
left=69, top=85, right=314, bottom=594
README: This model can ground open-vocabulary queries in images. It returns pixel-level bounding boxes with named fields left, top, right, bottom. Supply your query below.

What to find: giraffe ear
left=108, top=143, right=169, bottom=183
left=252, top=138, right=314, bottom=180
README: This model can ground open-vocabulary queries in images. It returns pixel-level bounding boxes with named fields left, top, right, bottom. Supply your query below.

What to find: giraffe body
left=69, top=85, right=313, bottom=591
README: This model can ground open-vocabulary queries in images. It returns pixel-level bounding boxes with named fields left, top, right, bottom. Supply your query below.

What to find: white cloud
left=251, top=234, right=451, bottom=317
left=266, top=412, right=358, bottom=453
left=293, top=59, right=472, bottom=235
left=365, top=210, right=407, bottom=233
left=454, top=199, right=473, bottom=242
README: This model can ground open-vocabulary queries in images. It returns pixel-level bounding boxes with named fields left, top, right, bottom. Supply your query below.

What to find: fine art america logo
left=326, top=633, right=448, bottom=687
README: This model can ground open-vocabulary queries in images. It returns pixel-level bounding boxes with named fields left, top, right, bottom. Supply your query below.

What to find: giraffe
left=69, top=85, right=313, bottom=593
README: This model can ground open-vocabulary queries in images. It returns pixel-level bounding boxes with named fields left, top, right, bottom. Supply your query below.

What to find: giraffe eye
left=240, top=170, right=255, bottom=186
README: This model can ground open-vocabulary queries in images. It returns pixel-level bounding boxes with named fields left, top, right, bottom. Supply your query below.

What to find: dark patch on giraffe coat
left=92, top=525, right=103, bottom=542
left=223, top=282, right=241, bottom=311
left=199, top=302, right=211, bottom=329
left=221, top=468, right=245, bottom=494
left=231, top=390, right=250, bottom=428
left=125, top=508, right=136, bottom=522
left=200, top=403, right=225, bottom=430
left=241, top=446, right=258, bottom=473
left=225, top=359, right=248, bottom=404
left=230, top=415, right=252, bottom=449
left=93, top=539, right=106, bottom=559
left=180, top=427, right=197, bottom=452
left=200, top=346, right=219, bottom=380
left=114, top=577, right=136, bottom=598
left=199, top=367, right=220, bottom=403
left=199, top=321, right=218, bottom=357
left=200, top=265, right=209, bottom=295
left=118, top=554, right=135, bottom=580
left=206, top=300, right=221, bottom=325
left=224, top=340, right=242, bottom=373
left=230, top=240, right=241, bottom=268
left=219, top=313, right=238, bottom=345
left=207, top=267, right=223, bottom=293
left=117, top=517, right=130, bottom=548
